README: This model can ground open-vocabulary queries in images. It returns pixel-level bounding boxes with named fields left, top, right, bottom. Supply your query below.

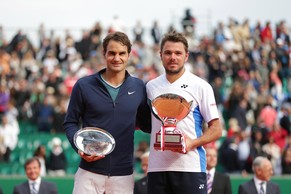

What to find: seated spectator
left=33, top=145, right=47, bottom=176
left=262, top=135, right=282, bottom=175
left=134, top=140, right=149, bottom=163
left=268, top=122, right=288, bottom=152
left=227, top=118, right=240, bottom=138
left=279, top=102, right=291, bottom=135
left=47, top=137, right=67, bottom=176
left=281, top=146, right=291, bottom=174
left=219, top=133, right=240, bottom=174
left=0, top=114, right=19, bottom=162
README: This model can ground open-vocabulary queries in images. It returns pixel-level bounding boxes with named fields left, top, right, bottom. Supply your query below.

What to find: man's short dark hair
left=160, top=31, right=188, bottom=53
left=24, top=157, right=41, bottom=169
left=102, top=31, right=132, bottom=54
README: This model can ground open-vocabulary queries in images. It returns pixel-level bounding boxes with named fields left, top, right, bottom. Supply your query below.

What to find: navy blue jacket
left=63, top=69, right=151, bottom=176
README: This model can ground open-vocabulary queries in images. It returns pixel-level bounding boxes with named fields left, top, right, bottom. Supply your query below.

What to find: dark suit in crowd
left=209, top=171, right=232, bottom=194
left=13, top=180, right=58, bottom=194
left=238, top=179, right=280, bottom=194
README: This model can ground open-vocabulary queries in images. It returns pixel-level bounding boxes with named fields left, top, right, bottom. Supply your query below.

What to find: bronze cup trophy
left=151, top=93, right=193, bottom=153
left=74, top=127, right=116, bottom=156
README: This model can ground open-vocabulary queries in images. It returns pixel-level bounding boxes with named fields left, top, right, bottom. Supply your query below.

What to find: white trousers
left=73, top=168, right=134, bottom=194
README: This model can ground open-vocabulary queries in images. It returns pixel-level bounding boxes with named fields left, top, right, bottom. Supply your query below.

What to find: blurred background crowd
left=0, top=8, right=290, bottom=177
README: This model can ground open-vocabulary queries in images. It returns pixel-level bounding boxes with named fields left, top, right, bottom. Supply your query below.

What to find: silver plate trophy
left=151, top=93, right=193, bottom=153
left=74, top=127, right=116, bottom=156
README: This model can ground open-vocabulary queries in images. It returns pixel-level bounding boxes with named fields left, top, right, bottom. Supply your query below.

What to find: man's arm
left=186, top=118, right=222, bottom=151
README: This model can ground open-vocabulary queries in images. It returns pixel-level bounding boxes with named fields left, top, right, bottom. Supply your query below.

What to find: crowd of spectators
left=0, top=14, right=290, bottom=177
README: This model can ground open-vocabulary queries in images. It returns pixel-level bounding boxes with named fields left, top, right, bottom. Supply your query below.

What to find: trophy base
left=154, top=143, right=184, bottom=152
left=154, top=133, right=185, bottom=152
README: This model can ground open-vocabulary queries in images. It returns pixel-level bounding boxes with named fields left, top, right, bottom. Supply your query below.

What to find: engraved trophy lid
left=74, top=127, right=116, bottom=156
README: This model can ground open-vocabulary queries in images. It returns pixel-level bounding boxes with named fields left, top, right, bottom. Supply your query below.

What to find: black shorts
left=147, top=171, right=207, bottom=194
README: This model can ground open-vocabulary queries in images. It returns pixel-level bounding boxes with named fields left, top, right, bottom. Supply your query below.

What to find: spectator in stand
left=150, top=20, right=162, bottom=45
left=0, top=114, right=19, bottom=162
left=35, top=95, right=55, bottom=133
left=134, top=151, right=149, bottom=194
left=260, top=21, right=273, bottom=44
left=268, top=122, right=288, bottom=152
left=219, top=132, right=240, bottom=174
left=134, top=140, right=149, bottom=163
left=231, top=97, right=248, bottom=131
left=11, top=79, right=31, bottom=120
left=181, top=8, right=196, bottom=37
left=133, top=20, right=144, bottom=43
left=249, top=129, right=267, bottom=163
left=0, top=84, right=10, bottom=118
left=47, top=137, right=67, bottom=176
left=262, top=135, right=282, bottom=175
left=257, top=95, right=278, bottom=131
left=280, top=102, right=291, bottom=134
left=227, top=118, right=240, bottom=138
left=33, top=145, right=47, bottom=177
left=237, top=131, right=251, bottom=173
left=281, top=146, right=291, bottom=174
left=0, top=47, right=11, bottom=77
left=52, top=99, right=67, bottom=133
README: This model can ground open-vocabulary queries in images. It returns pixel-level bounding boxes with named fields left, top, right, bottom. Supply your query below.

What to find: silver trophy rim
left=73, top=127, right=116, bottom=156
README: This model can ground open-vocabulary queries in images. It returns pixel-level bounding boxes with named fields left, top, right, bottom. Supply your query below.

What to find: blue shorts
left=147, top=171, right=207, bottom=194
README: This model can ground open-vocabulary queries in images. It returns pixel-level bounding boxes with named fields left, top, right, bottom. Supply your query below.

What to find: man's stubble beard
left=165, top=66, right=184, bottom=75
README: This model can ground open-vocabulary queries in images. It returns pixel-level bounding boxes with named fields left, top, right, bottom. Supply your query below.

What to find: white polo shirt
left=146, top=70, right=219, bottom=173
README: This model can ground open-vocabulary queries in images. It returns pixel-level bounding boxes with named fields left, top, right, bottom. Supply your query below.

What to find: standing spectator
left=150, top=20, right=162, bottom=45
left=181, top=8, right=196, bottom=37
left=133, top=20, right=144, bottom=43
left=13, top=157, right=58, bottom=194
left=238, top=156, right=281, bottom=194
left=206, top=146, right=232, bottom=194
left=47, top=137, right=67, bottom=176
